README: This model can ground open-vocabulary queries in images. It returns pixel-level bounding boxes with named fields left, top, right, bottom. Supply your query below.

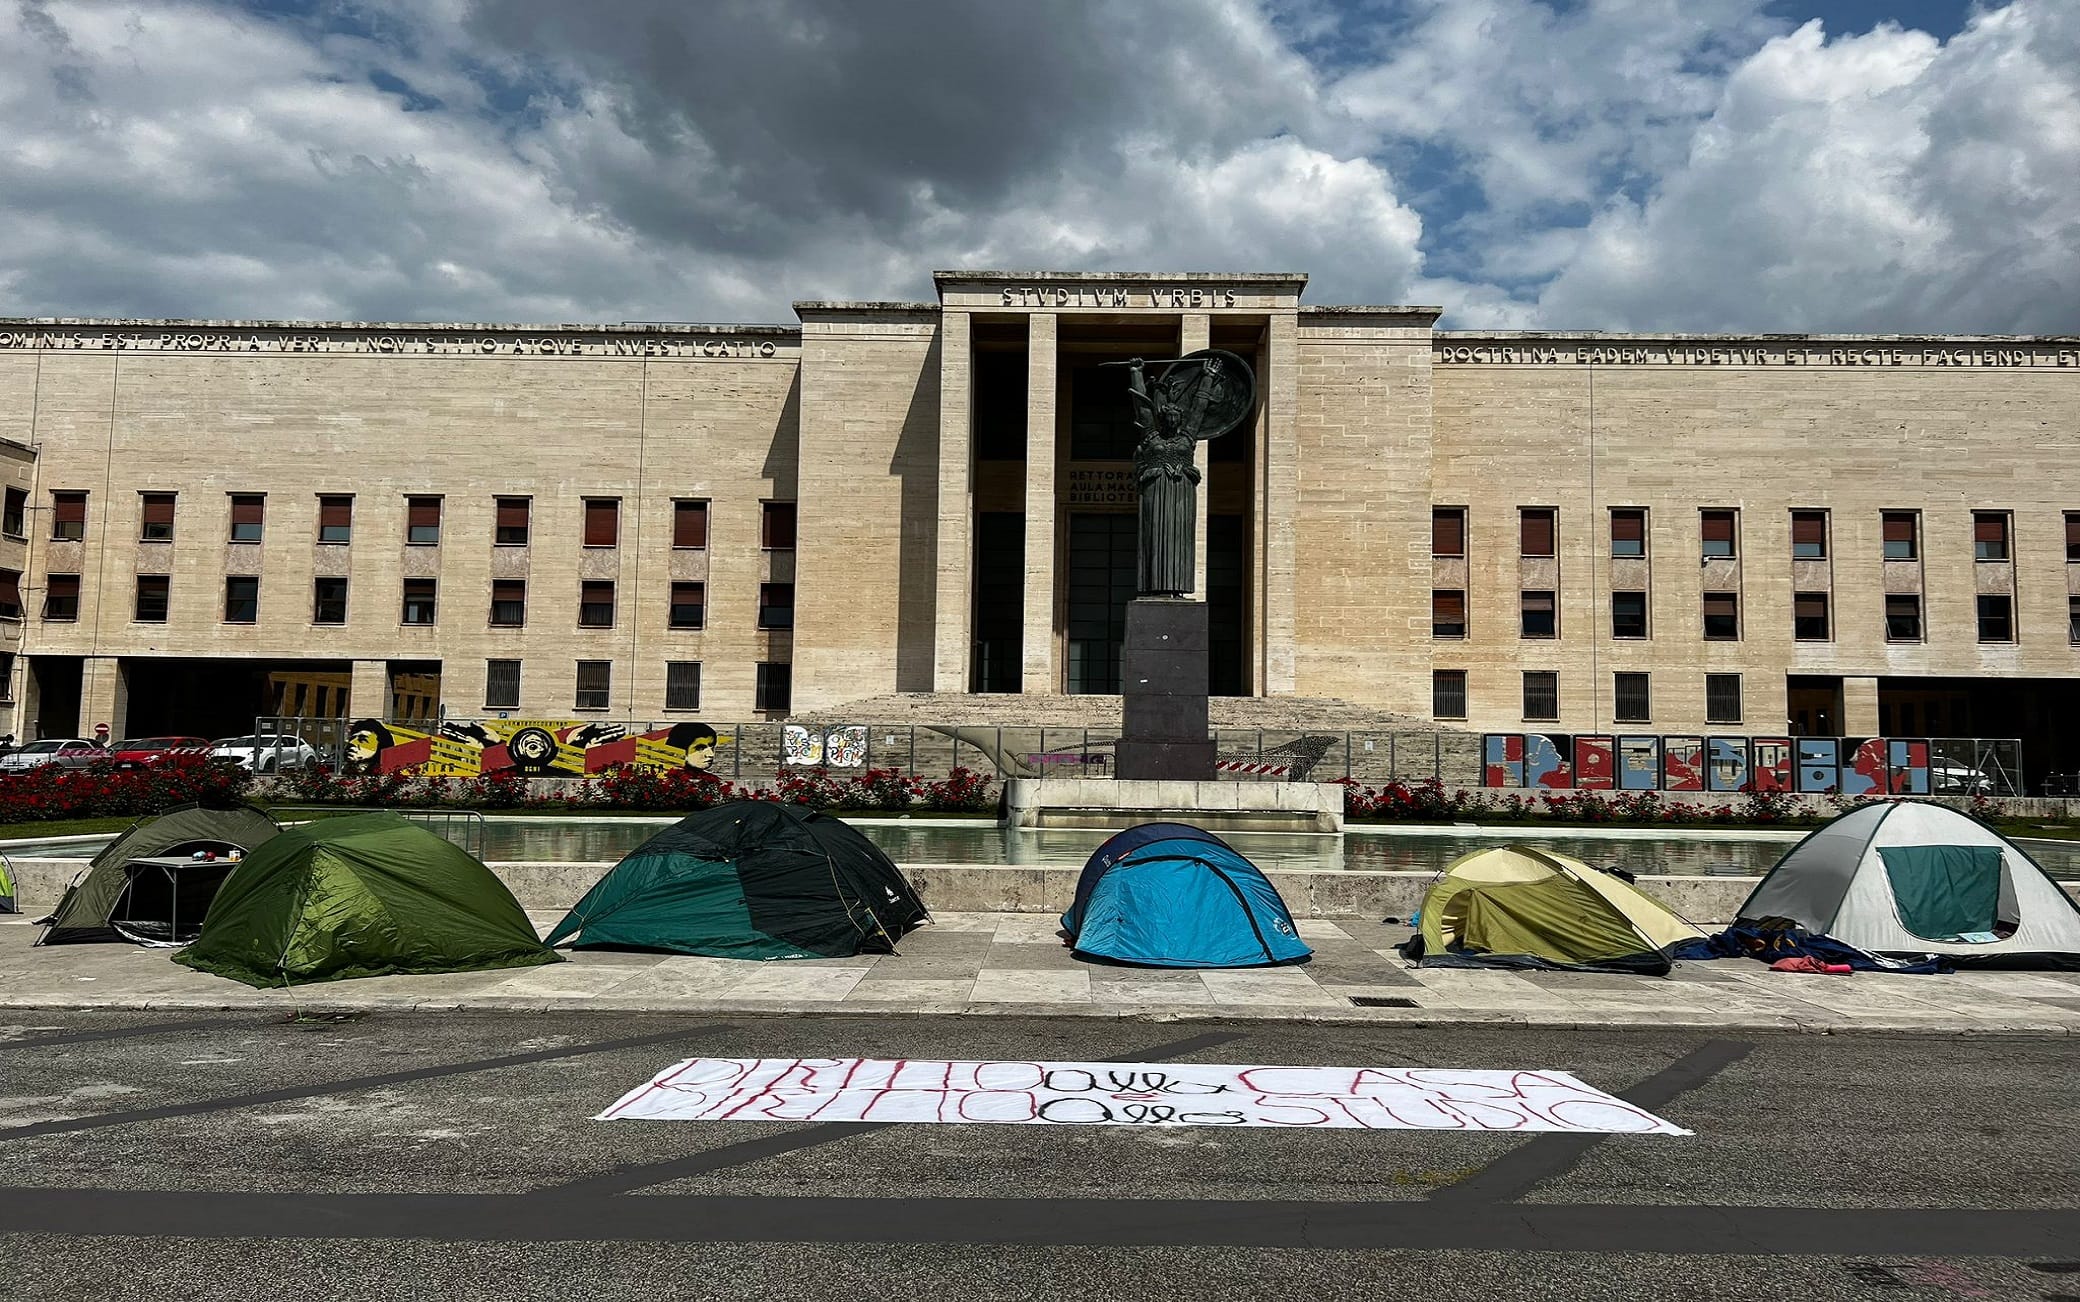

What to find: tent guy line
left=1427, top=1038, right=1755, bottom=1203
left=543, top=1028, right=1251, bottom=1198
left=0, top=1022, right=736, bottom=1143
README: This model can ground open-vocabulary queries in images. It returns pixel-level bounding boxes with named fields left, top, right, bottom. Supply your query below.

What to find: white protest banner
left=597, top=1058, right=1690, bottom=1134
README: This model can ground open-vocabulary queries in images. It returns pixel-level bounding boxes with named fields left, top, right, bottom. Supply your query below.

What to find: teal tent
left=548, top=801, right=928, bottom=958
left=1062, top=825, right=1310, bottom=968
left=175, top=812, right=559, bottom=987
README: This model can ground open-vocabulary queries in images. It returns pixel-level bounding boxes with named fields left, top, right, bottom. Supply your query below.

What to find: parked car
left=210, top=734, right=322, bottom=772
left=108, top=736, right=214, bottom=768
left=1930, top=761, right=1994, bottom=794
left=0, top=739, right=104, bottom=772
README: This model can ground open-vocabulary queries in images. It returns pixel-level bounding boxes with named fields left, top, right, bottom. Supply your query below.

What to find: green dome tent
left=174, top=812, right=559, bottom=987
left=547, top=801, right=929, bottom=958
left=38, top=803, right=283, bottom=946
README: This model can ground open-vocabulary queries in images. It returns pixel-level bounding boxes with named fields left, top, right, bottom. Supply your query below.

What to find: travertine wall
left=1, top=326, right=798, bottom=725
left=1429, top=341, right=2080, bottom=733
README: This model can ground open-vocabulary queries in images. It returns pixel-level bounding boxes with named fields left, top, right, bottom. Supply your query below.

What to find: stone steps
left=798, top=691, right=1451, bottom=735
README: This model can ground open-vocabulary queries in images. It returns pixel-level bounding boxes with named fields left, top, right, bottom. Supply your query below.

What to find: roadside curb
left=1, top=994, right=2069, bottom=1038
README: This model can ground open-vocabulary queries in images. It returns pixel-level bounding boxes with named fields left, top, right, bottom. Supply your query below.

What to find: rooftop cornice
left=0, top=315, right=800, bottom=335
left=791, top=301, right=940, bottom=315
left=932, top=269, right=1309, bottom=287
left=1302, top=305, right=1444, bottom=319
left=1436, top=329, right=2080, bottom=344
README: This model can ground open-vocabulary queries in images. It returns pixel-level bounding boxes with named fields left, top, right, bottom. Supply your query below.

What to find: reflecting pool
left=11, top=815, right=2076, bottom=879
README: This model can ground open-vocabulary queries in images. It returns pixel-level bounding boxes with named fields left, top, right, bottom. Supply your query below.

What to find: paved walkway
left=4, top=912, right=2078, bottom=1034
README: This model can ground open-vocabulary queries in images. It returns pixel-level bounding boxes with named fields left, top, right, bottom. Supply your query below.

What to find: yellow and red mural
left=345, top=719, right=725, bottom=778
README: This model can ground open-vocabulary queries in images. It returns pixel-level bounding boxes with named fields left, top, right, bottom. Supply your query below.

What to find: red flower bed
left=0, top=756, right=254, bottom=822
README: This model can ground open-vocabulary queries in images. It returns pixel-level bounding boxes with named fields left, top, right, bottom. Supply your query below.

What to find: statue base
left=1115, top=596, right=1214, bottom=781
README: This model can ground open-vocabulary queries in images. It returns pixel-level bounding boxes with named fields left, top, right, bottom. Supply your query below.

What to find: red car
left=107, top=736, right=215, bottom=768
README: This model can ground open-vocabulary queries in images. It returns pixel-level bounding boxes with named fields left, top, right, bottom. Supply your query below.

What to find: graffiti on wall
left=782, top=725, right=870, bottom=767
left=1483, top=734, right=1946, bottom=795
left=344, top=719, right=728, bottom=777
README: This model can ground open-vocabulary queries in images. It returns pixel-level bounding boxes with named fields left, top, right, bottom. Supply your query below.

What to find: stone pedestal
left=1115, top=596, right=1214, bottom=781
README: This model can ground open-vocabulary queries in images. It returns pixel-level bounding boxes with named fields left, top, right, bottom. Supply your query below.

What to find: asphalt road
left=1, top=1011, right=2075, bottom=1301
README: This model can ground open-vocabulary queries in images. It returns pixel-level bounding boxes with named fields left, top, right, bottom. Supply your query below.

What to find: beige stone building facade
left=1, top=271, right=2075, bottom=776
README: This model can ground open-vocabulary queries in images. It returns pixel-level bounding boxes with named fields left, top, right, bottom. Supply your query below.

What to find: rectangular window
left=401, top=578, right=437, bottom=626
left=755, top=661, right=792, bottom=712
left=0, top=651, right=11, bottom=701
left=1791, top=510, right=1828, bottom=559
left=1705, top=673, right=1742, bottom=724
left=1519, top=507, right=1555, bottom=557
left=51, top=491, right=86, bottom=541
left=665, top=661, right=701, bottom=710
left=229, top=494, right=265, bottom=542
left=0, top=568, right=20, bottom=619
left=673, top=499, right=709, bottom=549
left=1976, top=593, right=2013, bottom=642
left=1701, top=509, right=1737, bottom=559
left=495, top=497, right=530, bottom=546
left=1886, top=594, right=1922, bottom=642
left=1882, top=511, right=1919, bottom=560
left=1614, top=672, right=1650, bottom=723
left=222, top=576, right=257, bottom=624
left=759, top=582, right=795, bottom=630
left=485, top=659, right=521, bottom=709
left=1611, top=591, right=1648, bottom=639
left=406, top=496, right=442, bottom=545
left=318, top=495, right=353, bottom=543
left=133, top=575, right=169, bottom=623
left=1432, top=669, right=1467, bottom=719
left=140, top=493, right=176, bottom=542
left=1794, top=592, right=1831, bottom=640
left=2067, top=512, right=2080, bottom=563
left=1431, top=589, right=1466, bottom=638
left=2070, top=596, right=2080, bottom=645
left=2, top=487, right=24, bottom=537
left=583, top=498, right=620, bottom=547
left=1610, top=508, right=1646, bottom=557
left=44, top=574, right=81, bottom=621
left=313, top=577, right=348, bottom=625
left=761, top=501, right=798, bottom=550
left=575, top=660, right=611, bottom=710
left=578, top=580, right=616, bottom=628
left=1973, top=511, right=2010, bottom=561
left=1703, top=592, right=1739, bottom=640
left=669, top=581, right=706, bottom=630
left=1431, top=507, right=1466, bottom=558
left=490, top=580, right=526, bottom=628
left=1519, top=590, right=1555, bottom=639
left=1522, top=670, right=1559, bottom=721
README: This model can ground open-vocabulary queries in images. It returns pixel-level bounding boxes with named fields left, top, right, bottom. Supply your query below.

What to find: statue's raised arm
left=1104, top=349, right=1258, bottom=597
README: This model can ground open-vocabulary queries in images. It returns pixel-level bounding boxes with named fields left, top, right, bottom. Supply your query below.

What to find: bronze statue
left=1111, top=349, right=1257, bottom=596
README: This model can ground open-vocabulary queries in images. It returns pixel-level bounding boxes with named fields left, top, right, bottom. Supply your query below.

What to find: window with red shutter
left=1882, top=511, right=1917, bottom=560
left=583, top=499, right=619, bottom=547
left=1973, top=512, right=2009, bottom=561
left=1519, top=508, right=1555, bottom=557
left=1610, top=508, right=1645, bottom=557
left=1432, top=507, right=1466, bottom=557
left=495, top=497, right=530, bottom=546
left=1701, top=509, right=1736, bottom=558
left=318, top=496, right=353, bottom=543
left=673, top=499, right=709, bottom=549
left=1791, top=510, right=1827, bottom=559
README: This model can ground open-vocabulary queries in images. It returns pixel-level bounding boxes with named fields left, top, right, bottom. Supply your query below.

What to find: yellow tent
left=1410, top=845, right=1705, bottom=975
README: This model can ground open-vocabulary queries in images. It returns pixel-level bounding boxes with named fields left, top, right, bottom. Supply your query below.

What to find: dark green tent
left=174, top=812, right=559, bottom=987
left=38, top=803, right=283, bottom=945
left=547, top=801, right=929, bottom=958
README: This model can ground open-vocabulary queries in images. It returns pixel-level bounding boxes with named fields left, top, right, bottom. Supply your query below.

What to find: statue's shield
left=1157, top=348, right=1257, bottom=443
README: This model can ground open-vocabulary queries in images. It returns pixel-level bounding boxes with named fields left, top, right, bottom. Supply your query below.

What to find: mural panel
left=1617, top=737, right=1659, bottom=791
left=1574, top=736, right=1615, bottom=790
left=1888, top=739, right=1931, bottom=795
left=1662, top=736, right=1704, bottom=792
left=1706, top=737, right=1749, bottom=792
left=345, top=719, right=725, bottom=777
left=1796, top=738, right=1840, bottom=793
left=1751, top=739, right=1794, bottom=793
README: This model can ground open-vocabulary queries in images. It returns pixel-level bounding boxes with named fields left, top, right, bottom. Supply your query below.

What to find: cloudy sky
left=2, top=0, right=2074, bottom=332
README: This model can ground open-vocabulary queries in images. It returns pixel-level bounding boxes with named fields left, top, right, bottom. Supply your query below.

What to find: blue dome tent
left=1062, top=824, right=1311, bottom=968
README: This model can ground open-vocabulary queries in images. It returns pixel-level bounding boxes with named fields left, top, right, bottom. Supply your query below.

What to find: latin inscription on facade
left=1000, top=286, right=1240, bottom=309
left=1066, top=464, right=1135, bottom=509
left=0, top=328, right=786, bottom=358
left=1436, top=342, right=2079, bottom=367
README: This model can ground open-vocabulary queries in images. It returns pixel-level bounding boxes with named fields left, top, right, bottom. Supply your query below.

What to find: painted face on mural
left=667, top=722, right=718, bottom=772
left=344, top=720, right=392, bottom=771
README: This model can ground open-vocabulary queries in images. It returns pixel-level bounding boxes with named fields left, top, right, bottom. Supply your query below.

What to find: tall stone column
left=1180, top=313, right=1210, bottom=595
left=1261, top=312, right=1299, bottom=694
left=1843, top=676, right=1880, bottom=736
left=933, top=310, right=973, bottom=691
left=1021, top=313, right=1059, bottom=695
left=350, top=660, right=390, bottom=722
left=77, top=656, right=126, bottom=739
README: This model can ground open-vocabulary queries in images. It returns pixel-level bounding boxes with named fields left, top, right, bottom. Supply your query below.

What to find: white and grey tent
left=1738, top=801, right=2080, bottom=968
